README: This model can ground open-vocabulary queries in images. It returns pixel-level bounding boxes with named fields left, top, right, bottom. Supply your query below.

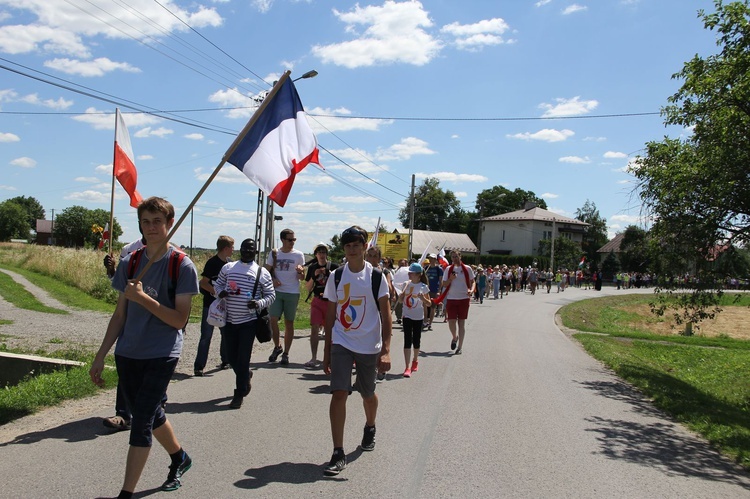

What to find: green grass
left=0, top=269, right=68, bottom=314
left=0, top=363, right=118, bottom=426
left=562, top=294, right=750, bottom=470
left=0, top=320, right=11, bottom=326
left=0, top=264, right=114, bottom=314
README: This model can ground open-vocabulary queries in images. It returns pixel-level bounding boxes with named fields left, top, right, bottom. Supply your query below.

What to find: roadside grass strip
left=0, top=270, right=67, bottom=315
left=0, top=364, right=118, bottom=426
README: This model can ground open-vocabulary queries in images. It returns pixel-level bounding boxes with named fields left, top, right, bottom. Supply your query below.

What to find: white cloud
left=0, top=185, right=17, bottom=191
left=541, top=192, right=559, bottom=199
left=72, top=108, right=162, bottom=130
left=506, top=129, right=574, bottom=142
left=207, top=87, right=262, bottom=120
left=455, top=191, right=468, bottom=198
left=0, top=90, right=73, bottom=109
left=202, top=207, right=253, bottom=219
left=94, top=164, right=111, bottom=173
left=0, top=1, right=222, bottom=57
left=539, top=96, right=598, bottom=117
left=536, top=0, right=553, bottom=6
left=312, top=1, right=443, bottom=68
left=583, top=136, right=607, bottom=142
left=19, top=93, right=73, bottom=109
left=307, top=107, right=393, bottom=134
left=375, top=137, right=435, bottom=161
left=617, top=179, right=631, bottom=184
left=415, top=171, right=488, bottom=183
left=603, top=151, right=627, bottom=159
left=74, top=176, right=100, bottom=183
left=610, top=214, right=641, bottom=225
left=286, top=201, right=340, bottom=212
left=329, top=195, right=377, bottom=204
left=44, top=57, right=140, bottom=77
left=134, top=127, right=173, bottom=138
left=441, top=18, right=511, bottom=51
left=185, top=133, right=204, bottom=141
left=194, top=166, right=248, bottom=184
left=451, top=134, right=459, bottom=139
left=10, top=156, right=36, bottom=168
left=559, top=156, right=590, bottom=164
left=137, top=155, right=153, bottom=160
left=563, top=4, right=588, bottom=15
left=0, top=132, right=20, bottom=142
left=252, top=0, right=274, bottom=13
left=64, top=190, right=112, bottom=203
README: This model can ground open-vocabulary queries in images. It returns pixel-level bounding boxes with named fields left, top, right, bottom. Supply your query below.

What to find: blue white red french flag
left=227, top=78, right=320, bottom=207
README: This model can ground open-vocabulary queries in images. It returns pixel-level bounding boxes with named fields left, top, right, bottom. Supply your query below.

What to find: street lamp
left=293, top=70, right=318, bottom=82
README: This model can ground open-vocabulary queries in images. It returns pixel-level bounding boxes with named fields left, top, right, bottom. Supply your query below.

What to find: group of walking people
left=90, top=205, right=478, bottom=497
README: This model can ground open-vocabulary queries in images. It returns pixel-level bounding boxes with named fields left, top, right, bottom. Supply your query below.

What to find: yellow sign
left=367, top=232, right=409, bottom=261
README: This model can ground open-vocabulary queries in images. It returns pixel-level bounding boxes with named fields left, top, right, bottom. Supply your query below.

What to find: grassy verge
left=561, top=295, right=750, bottom=470
left=0, top=269, right=68, bottom=314
left=0, top=363, right=118, bottom=426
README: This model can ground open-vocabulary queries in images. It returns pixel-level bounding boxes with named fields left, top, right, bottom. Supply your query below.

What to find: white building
left=478, top=204, right=588, bottom=256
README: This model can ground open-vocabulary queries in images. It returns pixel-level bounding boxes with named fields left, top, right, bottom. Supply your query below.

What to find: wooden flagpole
left=134, top=71, right=292, bottom=281
left=107, top=109, right=118, bottom=258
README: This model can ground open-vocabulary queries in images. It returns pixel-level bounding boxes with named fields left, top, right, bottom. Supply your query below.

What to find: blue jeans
left=224, top=320, right=257, bottom=394
left=194, top=306, right=227, bottom=371
left=493, top=279, right=500, bottom=299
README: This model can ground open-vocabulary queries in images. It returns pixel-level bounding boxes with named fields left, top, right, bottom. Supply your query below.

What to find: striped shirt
left=214, top=260, right=275, bottom=325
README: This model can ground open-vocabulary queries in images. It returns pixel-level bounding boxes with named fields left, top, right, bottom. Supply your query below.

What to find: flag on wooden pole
left=114, top=109, right=142, bottom=208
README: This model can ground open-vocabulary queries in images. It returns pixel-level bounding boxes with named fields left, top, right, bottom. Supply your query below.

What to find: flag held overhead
left=113, top=109, right=143, bottom=209
left=226, top=74, right=320, bottom=207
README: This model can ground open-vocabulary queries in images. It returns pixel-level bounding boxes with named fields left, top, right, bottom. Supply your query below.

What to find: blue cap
left=408, top=263, right=423, bottom=273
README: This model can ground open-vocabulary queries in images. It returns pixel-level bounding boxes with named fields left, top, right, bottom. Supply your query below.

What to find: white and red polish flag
left=114, top=109, right=143, bottom=208
left=226, top=77, right=320, bottom=207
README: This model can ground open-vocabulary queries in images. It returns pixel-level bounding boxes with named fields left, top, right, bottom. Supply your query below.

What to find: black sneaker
left=324, top=450, right=346, bottom=476
left=193, top=369, right=203, bottom=377
left=268, top=346, right=283, bottom=362
left=218, top=362, right=230, bottom=370
left=162, top=453, right=192, bottom=491
left=229, top=389, right=243, bottom=409
left=280, top=353, right=289, bottom=365
left=361, top=425, right=376, bottom=451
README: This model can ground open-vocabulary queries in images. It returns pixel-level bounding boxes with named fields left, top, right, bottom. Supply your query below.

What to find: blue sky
left=0, top=0, right=718, bottom=253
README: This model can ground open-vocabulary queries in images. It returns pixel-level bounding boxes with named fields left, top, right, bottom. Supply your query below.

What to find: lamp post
left=293, top=70, right=318, bottom=82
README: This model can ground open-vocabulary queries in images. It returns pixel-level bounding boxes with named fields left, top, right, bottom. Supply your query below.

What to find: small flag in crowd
left=368, top=218, right=381, bottom=249
left=99, top=223, right=109, bottom=249
left=578, top=256, right=586, bottom=268
left=114, top=109, right=143, bottom=208
left=437, top=245, right=449, bottom=268
left=227, top=77, right=320, bottom=207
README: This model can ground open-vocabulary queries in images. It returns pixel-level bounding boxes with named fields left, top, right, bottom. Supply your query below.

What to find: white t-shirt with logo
left=400, top=281, right=429, bottom=320
left=323, top=262, right=389, bottom=354
left=265, top=248, right=305, bottom=294
left=442, top=264, right=475, bottom=300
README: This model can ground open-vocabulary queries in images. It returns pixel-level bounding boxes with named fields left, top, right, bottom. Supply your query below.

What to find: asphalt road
left=1, top=285, right=749, bottom=498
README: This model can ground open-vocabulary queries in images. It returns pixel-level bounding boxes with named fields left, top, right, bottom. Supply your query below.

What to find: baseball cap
left=408, top=263, right=423, bottom=273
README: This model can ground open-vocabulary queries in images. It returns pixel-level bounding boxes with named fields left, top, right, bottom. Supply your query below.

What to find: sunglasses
left=285, top=238, right=297, bottom=242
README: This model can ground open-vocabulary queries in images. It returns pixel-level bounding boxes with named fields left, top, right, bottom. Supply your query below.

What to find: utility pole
left=477, top=201, right=484, bottom=258
left=408, top=174, right=415, bottom=259
left=550, top=218, right=556, bottom=272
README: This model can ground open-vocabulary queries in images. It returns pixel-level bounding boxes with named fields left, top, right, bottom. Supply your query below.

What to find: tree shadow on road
left=578, top=375, right=750, bottom=489
left=235, top=448, right=364, bottom=489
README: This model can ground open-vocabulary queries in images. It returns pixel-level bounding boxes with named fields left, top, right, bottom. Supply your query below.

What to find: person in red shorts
left=304, top=243, right=338, bottom=368
left=441, top=250, right=475, bottom=355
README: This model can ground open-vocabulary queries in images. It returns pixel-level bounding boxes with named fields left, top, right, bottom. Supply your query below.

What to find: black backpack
left=333, top=266, right=384, bottom=311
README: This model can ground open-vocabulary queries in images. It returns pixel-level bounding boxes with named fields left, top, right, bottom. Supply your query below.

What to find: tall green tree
left=537, top=236, right=581, bottom=270
left=618, top=225, right=651, bottom=272
left=7, top=196, right=45, bottom=229
left=632, top=0, right=750, bottom=264
left=399, top=178, right=466, bottom=232
left=575, top=200, right=608, bottom=267
left=475, top=186, right=547, bottom=218
left=0, top=200, right=31, bottom=241
left=54, top=206, right=123, bottom=248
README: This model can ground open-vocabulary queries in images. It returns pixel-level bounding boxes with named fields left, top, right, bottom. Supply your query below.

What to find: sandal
left=102, top=415, right=131, bottom=431
left=304, top=359, right=318, bottom=369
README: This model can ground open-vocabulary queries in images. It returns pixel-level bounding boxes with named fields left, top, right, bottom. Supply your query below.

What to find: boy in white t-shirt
left=322, top=226, right=392, bottom=476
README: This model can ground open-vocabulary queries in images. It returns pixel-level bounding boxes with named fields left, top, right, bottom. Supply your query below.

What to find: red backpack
left=126, top=247, right=186, bottom=302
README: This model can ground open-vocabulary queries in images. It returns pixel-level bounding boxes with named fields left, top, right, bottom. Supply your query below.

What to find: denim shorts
left=330, top=344, right=378, bottom=398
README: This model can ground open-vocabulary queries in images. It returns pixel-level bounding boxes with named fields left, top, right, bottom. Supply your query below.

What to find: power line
left=308, top=112, right=662, bottom=122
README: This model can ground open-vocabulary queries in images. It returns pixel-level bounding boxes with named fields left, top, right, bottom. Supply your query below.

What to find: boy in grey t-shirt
left=90, top=197, right=199, bottom=498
